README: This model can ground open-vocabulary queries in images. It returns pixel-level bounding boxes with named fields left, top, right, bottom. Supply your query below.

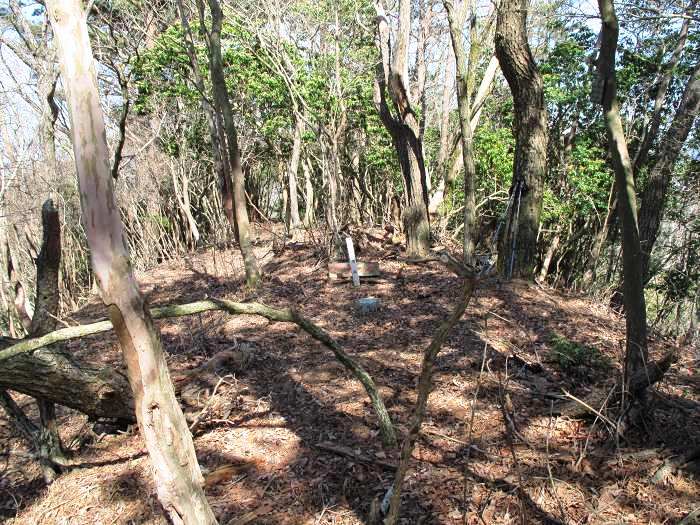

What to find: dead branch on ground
left=0, top=297, right=396, bottom=447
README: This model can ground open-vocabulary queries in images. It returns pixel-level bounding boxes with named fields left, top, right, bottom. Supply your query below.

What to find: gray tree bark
left=494, top=0, right=548, bottom=279
left=595, top=0, right=649, bottom=403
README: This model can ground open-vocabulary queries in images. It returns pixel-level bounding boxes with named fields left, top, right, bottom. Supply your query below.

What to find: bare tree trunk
left=374, top=0, right=430, bottom=257
left=45, top=0, right=217, bottom=521
left=176, top=0, right=229, bottom=244
left=435, top=47, right=455, bottom=178
left=537, top=232, right=560, bottom=284
left=172, top=161, right=201, bottom=246
left=429, top=57, right=498, bottom=216
left=494, top=0, right=548, bottom=279
left=633, top=7, right=694, bottom=171
left=637, top=60, right=700, bottom=282
left=302, top=158, right=315, bottom=226
left=288, top=115, right=304, bottom=238
left=204, top=0, right=260, bottom=288
left=30, top=200, right=68, bottom=481
left=444, top=0, right=478, bottom=265
left=595, top=0, right=648, bottom=404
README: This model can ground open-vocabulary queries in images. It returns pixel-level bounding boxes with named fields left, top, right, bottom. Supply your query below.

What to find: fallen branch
left=556, top=350, right=678, bottom=420
left=0, top=297, right=396, bottom=447
left=315, top=441, right=397, bottom=470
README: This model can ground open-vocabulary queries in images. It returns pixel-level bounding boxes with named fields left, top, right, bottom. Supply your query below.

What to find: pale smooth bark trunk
left=537, top=232, right=560, bottom=284
left=429, top=56, right=498, bottom=215
left=172, top=162, right=201, bottom=246
left=45, top=0, right=217, bottom=522
left=177, top=0, right=228, bottom=242
left=303, top=158, right=315, bottom=226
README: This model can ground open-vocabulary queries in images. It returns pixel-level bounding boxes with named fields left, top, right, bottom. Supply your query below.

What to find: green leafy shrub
left=548, top=334, right=612, bottom=378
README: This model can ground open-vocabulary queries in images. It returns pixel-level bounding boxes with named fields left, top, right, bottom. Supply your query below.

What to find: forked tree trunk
left=45, top=0, right=217, bottom=522
left=384, top=256, right=476, bottom=525
left=595, top=0, right=648, bottom=403
left=205, top=0, right=261, bottom=287
left=494, top=0, right=548, bottom=279
left=429, top=56, right=498, bottom=217
left=0, top=200, right=68, bottom=482
left=374, top=0, right=430, bottom=257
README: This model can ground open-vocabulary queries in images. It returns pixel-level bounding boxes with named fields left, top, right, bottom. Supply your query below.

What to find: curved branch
left=0, top=297, right=397, bottom=447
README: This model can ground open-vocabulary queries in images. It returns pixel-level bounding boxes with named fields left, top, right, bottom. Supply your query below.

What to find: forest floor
left=1, top=226, right=699, bottom=524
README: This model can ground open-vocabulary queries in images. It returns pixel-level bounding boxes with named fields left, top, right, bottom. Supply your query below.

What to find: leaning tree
left=44, top=0, right=218, bottom=522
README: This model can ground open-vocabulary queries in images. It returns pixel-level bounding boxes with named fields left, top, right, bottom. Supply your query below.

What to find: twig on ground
left=576, top=385, right=617, bottom=469
left=561, top=390, right=618, bottom=432
left=314, top=441, right=397, bottom=470
left=189, top=375, right=230, bottom=432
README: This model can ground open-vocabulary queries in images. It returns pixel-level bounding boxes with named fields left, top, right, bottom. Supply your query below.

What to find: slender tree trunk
left=436, top=47, right=455, bottom=176
left=288, top=115, right=304, bottom=237
left=205, top=0, right=261, bottom=287
left=176, top=0, right=228, bottom=242
left=429, top=56, right=498, bottom=216
left=172, top=162, right=201, bottom=246
left=494, top=0, right=548, bottom=279
left=303, top=158, right=315, bottom=226
left=637, top=61, right=700, bottom=282
left=633, top=7, right=694, bottom=171
left=326, top=137, right=341, bottom=233
left=45, top=1, right=217, bottom=522
left=445, top=0, right=478, bottom=265
left=537, top=232, right=560, bottom=284
left=595, top=0, right=648, bottom=404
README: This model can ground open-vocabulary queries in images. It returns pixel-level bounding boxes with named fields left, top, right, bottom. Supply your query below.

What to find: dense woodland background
left=0, top=0, right=696, bottom=336
left=0, top=0, right=698, bottom=522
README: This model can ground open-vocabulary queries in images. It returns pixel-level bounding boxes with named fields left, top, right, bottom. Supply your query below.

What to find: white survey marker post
left=346, top=236, right=360, bottom=287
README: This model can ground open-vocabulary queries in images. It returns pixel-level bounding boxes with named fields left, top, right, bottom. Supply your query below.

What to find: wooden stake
left=346, top=236, right=360, bottom=287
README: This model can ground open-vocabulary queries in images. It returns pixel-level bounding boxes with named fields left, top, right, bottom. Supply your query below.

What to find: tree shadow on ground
left=6, top=242, right=698, bottom=523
